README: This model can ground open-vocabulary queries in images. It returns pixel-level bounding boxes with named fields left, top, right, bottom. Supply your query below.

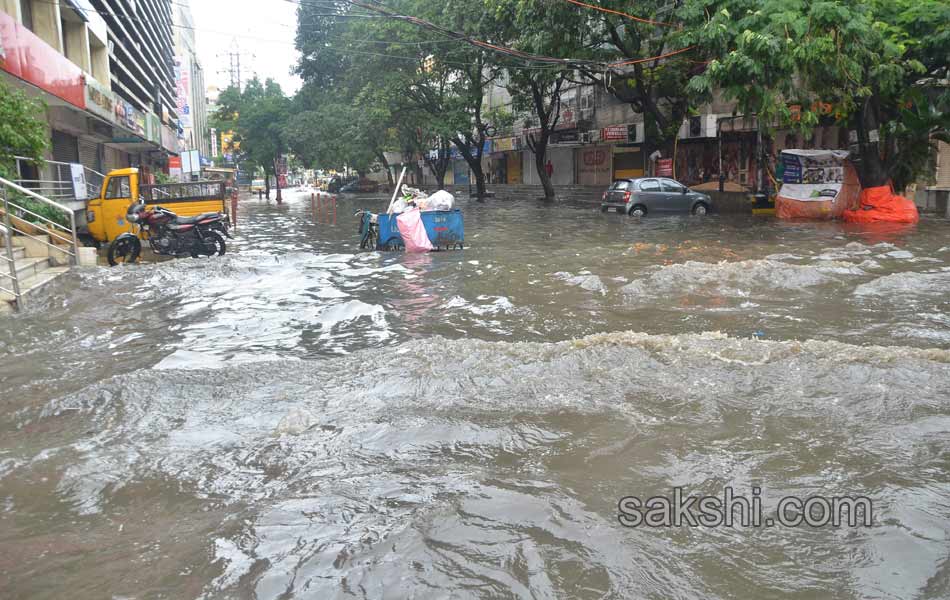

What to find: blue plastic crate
left=375, top=210, right=464, bottom=250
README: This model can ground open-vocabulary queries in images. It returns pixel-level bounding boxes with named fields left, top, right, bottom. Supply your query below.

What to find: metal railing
left=14, top=157, right=105, bottom=203
left=1, top=177, right=79, bottom=311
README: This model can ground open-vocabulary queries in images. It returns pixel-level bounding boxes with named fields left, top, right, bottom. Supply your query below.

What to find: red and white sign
left=601, top=126, right=627, bottom=142
left=656, top=158, right=673, bottom=177
left=0, top=12, right=85, bottom=108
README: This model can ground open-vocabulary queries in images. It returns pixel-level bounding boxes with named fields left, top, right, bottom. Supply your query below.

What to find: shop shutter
left=78, top=139, right=101, bottom=174
left=51, top=130, right=79, bottom=164
left=936, top=141, right=950, bottom=189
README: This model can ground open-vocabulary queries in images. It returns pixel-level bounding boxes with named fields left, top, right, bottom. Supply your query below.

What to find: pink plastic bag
left=395, top=208, right=433, bottom=253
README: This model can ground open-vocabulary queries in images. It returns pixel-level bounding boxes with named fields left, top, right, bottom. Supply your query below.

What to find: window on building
left=61, top=18, right=69, bottom=57
left=20, top=0, right=33, bottom=31
left=105, top=176, right=131, bottom=199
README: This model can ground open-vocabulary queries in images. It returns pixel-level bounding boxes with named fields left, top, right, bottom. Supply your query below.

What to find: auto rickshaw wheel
left=107, top=236, right=142, bottom=266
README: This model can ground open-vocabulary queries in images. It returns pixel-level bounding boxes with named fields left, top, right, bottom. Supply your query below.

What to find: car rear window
left=610, top=181, right=630, bottom=190
left=638, top=179, right=660, bottom=192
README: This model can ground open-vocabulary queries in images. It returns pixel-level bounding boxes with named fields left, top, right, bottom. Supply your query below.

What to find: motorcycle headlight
left=127, top=212, right=139, bottom=223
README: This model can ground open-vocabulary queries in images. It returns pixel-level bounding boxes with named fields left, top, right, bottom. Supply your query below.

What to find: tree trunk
left=377, top=152, right=394, bottom=187
left=852, top=102, right=889, bottom=188
left=528, top=127, right=555, bottom=202
left=264, top=168, right=271, bottom=199
left=426, top=158, right=448, bottom=190
left=535, top=146, right=555, bottom=201
left=273, top=158, right=283, bottom=204
left=454, top=137, right=487, bottom=201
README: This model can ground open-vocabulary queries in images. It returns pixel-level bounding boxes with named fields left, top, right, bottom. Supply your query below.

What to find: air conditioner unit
left=627, top=123, right=644, bottom=144
left=677, top=114, right=721, bottom=139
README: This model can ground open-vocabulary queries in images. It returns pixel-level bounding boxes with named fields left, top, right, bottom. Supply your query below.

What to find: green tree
left=0, top=80, right=48, bottom=180
left=686, top=0, right=950, bottom=190
left=293, top=0, right=509, bottom=199
left=575, top=0, right=697, bottom=167
left=489, top=0, right=590, bottom=201
left=215, top=79, right=292, bottom=201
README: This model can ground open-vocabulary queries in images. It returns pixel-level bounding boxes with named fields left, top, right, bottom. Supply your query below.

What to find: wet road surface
left=1, top=190, right=949, bottom=599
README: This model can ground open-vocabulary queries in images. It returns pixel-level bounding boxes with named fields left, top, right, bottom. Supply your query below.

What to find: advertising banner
left=656, top=158, right=673, bottom=177
left=114, top=100, right=147, bottom=137
left=779, top=149, right=849, bottom=202
left=70, top=163, right=88, bottom=200
left=174, top=56, right=192, bottom=131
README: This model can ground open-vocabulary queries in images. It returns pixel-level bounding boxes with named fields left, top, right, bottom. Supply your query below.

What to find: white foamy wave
left=854, top=271, right=950, bottom=298
left=621, top=259, right=840, bottom=298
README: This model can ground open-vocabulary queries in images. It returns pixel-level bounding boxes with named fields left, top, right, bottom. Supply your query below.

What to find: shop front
left=491, top=137, right=522, bottom=184
left=523, top=145, right=575, bottom=186
left=575, top=145, right=612, bottom=187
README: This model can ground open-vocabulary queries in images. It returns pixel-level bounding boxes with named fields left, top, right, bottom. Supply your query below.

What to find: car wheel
left=692, top=202, right=710, bottom=216
left=629, top=205, right=647, bottom=217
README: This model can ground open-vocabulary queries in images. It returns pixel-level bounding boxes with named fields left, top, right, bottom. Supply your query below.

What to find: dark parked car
left=601, top=177, right=713, bottom=216
left=340, top=178, right=380, bottom=194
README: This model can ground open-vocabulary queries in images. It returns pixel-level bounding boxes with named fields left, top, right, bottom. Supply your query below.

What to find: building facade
left=173, top=1, right=209, bottom=161
left=1, top=0, right=180, bottom=203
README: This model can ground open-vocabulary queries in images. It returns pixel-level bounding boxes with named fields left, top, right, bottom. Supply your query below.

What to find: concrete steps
left=0, top=234, right=74, bottom=314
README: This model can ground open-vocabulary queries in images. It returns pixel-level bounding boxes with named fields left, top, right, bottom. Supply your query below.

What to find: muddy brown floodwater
left=1, top=191, right=949, bottom=599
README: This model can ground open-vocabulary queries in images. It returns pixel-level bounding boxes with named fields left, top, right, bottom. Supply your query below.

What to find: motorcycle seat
left=175, top=212, right=221, bottom=224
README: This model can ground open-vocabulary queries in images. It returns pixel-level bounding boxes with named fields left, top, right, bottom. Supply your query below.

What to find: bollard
left=231, top=190, right=239, bottom=228
left=332, top=196, right=337, bottom=225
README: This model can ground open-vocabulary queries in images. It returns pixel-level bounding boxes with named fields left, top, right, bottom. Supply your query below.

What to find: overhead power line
left=561, top=0, right=675, bottom=27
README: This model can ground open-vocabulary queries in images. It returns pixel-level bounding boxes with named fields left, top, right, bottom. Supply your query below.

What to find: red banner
left=656, top=158, right=673, bottom=177
left=0, top=12, right=85, bottom=109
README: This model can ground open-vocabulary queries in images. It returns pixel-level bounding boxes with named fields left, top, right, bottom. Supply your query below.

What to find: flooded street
left=2, top=191, right=950, bottom=599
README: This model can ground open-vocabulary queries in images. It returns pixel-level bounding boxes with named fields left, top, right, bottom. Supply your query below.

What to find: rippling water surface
left=1, top=191, right=949, bottom=599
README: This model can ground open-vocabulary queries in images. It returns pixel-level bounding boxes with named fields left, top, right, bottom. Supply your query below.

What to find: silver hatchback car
left=600, top=177, right=713, bottom=216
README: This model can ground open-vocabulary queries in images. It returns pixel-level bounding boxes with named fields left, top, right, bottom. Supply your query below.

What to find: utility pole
left=217, top=44, right=255, bottom=91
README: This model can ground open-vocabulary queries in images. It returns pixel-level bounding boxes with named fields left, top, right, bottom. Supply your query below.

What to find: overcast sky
left=190, top=0, right=303, bottom=95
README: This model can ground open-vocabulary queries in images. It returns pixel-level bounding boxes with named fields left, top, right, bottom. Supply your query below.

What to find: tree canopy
left=0, top=80, right=48, bottom=180
left=273, top=0, right=950, bottom=196
left=686, top=0, right=950, bottom=189
left=214, top=78, right=292, bottom=200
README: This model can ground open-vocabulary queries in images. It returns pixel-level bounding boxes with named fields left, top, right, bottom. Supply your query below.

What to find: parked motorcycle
left=107, top=201, right=231, bottom=266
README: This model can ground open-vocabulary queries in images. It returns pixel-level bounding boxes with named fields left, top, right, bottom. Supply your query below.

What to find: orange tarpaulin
left=842, top=185, right=920, bottom=224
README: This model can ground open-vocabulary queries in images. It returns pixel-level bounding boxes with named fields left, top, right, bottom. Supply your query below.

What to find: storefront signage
left=114, top=100, right=147, bottom=137
left=84, top=77, right=115, bottom=121
left=656, top=158, right=673, bottom=177
left=492, top=137, right=519, bottom=152
left=552, top=131, right=579, bottom=144
left=601, top=125, right=627, bottom=142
